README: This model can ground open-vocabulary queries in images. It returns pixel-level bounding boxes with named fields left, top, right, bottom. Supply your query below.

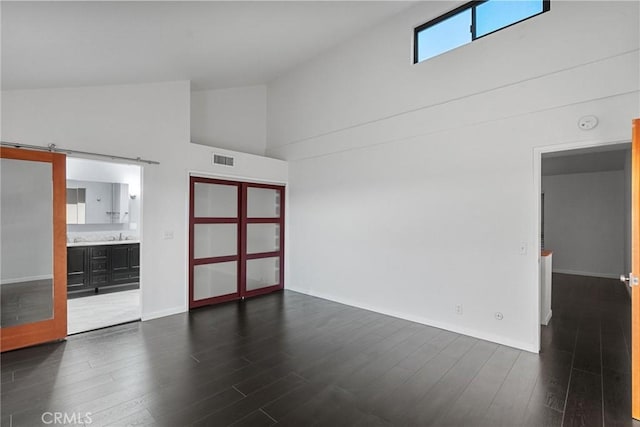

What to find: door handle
left=620, top=273, right=639, bottom=286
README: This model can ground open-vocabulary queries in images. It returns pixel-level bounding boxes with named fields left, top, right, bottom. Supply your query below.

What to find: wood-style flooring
left=0, top=273, right=636, bottom=426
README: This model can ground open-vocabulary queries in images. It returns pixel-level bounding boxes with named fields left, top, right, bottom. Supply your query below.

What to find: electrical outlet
left=456, top=305, right=463, bottom=315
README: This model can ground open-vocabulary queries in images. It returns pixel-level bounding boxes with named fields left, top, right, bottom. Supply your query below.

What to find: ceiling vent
left=212, top=153, right=234, bottom=167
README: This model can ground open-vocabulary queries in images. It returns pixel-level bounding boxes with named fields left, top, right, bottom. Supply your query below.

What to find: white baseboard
left=286, top=286, right=539, bottom=354
left=541, top=310, right=552, bottom=326
left=552, top=269, right=620, bottom=280
left=141, top=305, right=186, bottom=321
left=0, top=275, right=53, bottom=285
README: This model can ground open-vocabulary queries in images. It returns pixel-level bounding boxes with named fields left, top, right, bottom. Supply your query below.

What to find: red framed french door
left=189, top=177, right=284, bottom=309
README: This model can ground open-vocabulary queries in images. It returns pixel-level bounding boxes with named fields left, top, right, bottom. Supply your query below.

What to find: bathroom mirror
left=67, top=180, right=129, bottom=224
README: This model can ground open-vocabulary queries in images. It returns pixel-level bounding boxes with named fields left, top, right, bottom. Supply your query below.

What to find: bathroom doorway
left=66, top=157, right=142, bottom=334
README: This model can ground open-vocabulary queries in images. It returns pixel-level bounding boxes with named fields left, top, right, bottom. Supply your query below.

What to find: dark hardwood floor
left=1, top=273, right=636, bottom=426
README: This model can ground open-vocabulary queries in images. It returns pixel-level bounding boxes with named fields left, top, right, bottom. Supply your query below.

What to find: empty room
left=1, top=1, right=639, bottom=426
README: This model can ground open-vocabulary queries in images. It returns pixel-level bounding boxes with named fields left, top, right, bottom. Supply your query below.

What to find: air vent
left=212, top=153, right=234, bottom=167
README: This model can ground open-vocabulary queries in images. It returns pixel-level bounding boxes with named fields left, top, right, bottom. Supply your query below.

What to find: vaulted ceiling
left=1, top=1, right=415, bottom=91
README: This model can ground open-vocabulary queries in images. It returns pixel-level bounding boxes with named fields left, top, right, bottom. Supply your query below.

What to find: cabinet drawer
left=112, top=272, right=132, bottom=281
left=90, top=247, right=108, bottom=258
left=91, top=260, right=108, bottom=272
left=90, top=274, right=108, bottom=285
left=67, top=273, right=86, bottom=285
left=67, top=282, right=89, bottom=291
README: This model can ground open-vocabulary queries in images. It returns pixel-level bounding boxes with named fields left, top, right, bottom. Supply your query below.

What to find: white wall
left=2, top=80, right=288, bottom=321
left=267, top=1, right=640, bottom=351
left=2, top=81, right=191, bottom=320
left=191, top=85, right=267, bottom=156
left=187, top=143, right=287, bottom=185
left=543, top=170, right=625, bottom=278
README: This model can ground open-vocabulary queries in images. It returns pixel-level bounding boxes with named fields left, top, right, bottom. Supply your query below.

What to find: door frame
left=533, top=137, right=630, bottom=351
left=1, top=147, right=67, bottom=352
left=632, top=118, right=640, bottom=419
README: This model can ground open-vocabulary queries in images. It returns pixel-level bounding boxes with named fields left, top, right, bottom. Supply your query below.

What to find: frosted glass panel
left=247, top=224, right=280, bottom=254
left=194, top=182, right=237, bottom=218
left=1, top=159, right=54, bottom=327
left=194, top=262, right=237, bottom=300
left=247, top=187, right=280, bottom=218
left=194, top=224, right=237, bottom=259
left=246, top=257, right=280, bottom=291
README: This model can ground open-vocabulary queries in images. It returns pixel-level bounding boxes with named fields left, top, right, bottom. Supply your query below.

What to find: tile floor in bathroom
left=67, top=289, right=140, bottom=334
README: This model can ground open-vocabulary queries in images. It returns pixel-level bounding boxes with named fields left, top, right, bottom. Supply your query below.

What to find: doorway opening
left=538, top=141, right=632, bottom=421
left=66, top=157, right=142, bottom=334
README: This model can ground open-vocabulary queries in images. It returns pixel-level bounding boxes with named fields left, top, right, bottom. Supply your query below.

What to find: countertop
left=67, top=240, right=140, bottom=247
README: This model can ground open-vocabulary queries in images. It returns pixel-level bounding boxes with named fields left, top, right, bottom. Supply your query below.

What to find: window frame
left=413, top=0, right=550, bottom=64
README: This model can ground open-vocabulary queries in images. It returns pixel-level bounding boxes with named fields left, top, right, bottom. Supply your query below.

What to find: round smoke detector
left=578, top=115, right=598, bottom=131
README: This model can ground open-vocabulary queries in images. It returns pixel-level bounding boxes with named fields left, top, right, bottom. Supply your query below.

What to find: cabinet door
left=129, top=244, right=140, bottom=280
left=129, top=244, right=140, bottom=269
left=89, top=246, right=109, bottom=286
left=67, top=247, right=88, bottom=289
left=110, top=245, right=131, bottom=285
left=110, top=246, right=129, bottom=272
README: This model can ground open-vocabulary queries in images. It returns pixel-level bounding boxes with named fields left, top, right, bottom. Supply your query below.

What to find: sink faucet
left=119, top=232, right=123, bottom=241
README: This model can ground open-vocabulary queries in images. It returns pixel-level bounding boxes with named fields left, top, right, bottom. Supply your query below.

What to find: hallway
left=542, top=273, right=632, bottom=426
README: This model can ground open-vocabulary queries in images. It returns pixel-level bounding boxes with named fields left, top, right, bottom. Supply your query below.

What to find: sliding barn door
left=189, top=177, right=284, bottom=309
left=632, top=118, right=640, bottom=419
left=1, top=147, right=67, bottom=352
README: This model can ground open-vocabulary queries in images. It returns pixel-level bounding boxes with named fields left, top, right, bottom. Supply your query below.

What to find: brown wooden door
left=1, top=147, right=67, bottom=352
left=632, top=118, right=640, bottom=419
